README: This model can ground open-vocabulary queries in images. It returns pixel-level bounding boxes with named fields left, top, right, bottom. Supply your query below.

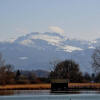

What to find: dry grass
left=69, top=83, right=100, bottom=89
left=0, top=83, right=100, bottom=90
left=0, top=84, right=51, bottom=90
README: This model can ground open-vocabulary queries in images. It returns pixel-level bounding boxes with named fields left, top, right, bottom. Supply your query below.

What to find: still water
left=0, top=90, right=100, bottom=100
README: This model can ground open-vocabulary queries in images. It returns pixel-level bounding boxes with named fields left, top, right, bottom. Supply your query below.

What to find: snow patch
left=20, top=39, right=34, bottom=46
left=19, top=57, right=28, bottom=60
left=88, top=46, right=95, bottom=49
left=90, top=40, right=97, bottom=44
left=60, top=45, right=83, bottom=52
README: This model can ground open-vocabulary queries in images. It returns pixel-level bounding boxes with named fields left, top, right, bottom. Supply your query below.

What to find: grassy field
left=69, top=83, right=100, bottom=89
left=0, top=83, right=100, bottom=90
left=0, top=84, right=50, bottom=90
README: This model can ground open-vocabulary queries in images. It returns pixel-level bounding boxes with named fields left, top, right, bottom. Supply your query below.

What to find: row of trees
left=0, top=65, right=38, bottom=85
left=0, top=59, right=98, bottom=85
left=0, top=66, right=50, bottom=85
left=0, top=53, right=50, bottom=85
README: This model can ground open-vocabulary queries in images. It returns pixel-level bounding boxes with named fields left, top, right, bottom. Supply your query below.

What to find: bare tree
left=49, top=59, right=83, bottom=82
left=49, top=59, right=61, bottom=71
left=0, top=53, right=5, bottom=67
left=92, top=47, right=100, bottom=73
left=0, top=53, right=15, bottom=85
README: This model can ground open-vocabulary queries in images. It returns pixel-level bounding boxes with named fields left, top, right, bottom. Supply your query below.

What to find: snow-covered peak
left=15, top=32, right=66, bottom=47
left=10, top=32, right=97, bottom=52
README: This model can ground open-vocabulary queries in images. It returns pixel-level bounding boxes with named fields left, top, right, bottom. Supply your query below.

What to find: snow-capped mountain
left=14, top=32, right=90, bottom=52
left=0, top=32, right=98, bottom=73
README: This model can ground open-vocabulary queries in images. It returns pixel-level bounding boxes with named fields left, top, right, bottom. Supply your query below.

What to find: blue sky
left=0, top=0, right=100, bottom=41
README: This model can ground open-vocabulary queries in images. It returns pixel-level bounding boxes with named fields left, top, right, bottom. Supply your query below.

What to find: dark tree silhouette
left=92, top=47, right=100, bottom=73
left=50, top=59, right=83, bottom=83
left=83, top=72, right=91, bottom=82
left=15, top=70, right=21, bottom=80
left=94, top=73, right=100, bottom=82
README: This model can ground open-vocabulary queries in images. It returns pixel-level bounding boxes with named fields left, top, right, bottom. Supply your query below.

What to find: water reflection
left=0, top=90, right=100, bottom=96
left=0, top=90, right=14, bottom=96
left=0, top=90, right=50, bottom=96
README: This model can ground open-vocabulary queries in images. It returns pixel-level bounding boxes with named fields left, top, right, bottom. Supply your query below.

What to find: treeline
left=1, top=62, right=100, bottom=85
left=0, top=65, right=50, bottom=85
left=0, top=53, right=50, bottom=85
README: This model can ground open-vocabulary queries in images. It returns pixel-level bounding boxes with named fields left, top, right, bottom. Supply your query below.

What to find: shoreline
left=0, top=83, right=100, bottom=90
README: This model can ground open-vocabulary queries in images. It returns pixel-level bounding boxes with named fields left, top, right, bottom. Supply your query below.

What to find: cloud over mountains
left=49, top=26, right=65, bottom=36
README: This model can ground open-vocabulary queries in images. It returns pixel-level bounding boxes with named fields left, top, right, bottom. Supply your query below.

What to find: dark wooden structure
left=51, top=79, right=68, bottom=93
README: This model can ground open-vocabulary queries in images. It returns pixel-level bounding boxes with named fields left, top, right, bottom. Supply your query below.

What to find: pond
left=0, top=90, right=100, bottom=100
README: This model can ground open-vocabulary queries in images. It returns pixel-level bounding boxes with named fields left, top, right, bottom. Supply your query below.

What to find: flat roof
left=51, top=79, right=68, bottom=83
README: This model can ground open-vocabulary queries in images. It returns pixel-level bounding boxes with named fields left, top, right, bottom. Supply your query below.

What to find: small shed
left=51, top=79, right=68, bottom=92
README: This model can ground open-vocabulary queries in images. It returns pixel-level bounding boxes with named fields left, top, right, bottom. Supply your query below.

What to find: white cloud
left=49, top=26, right=65, bottom=36
left=15, top=28, right=28, bottom=34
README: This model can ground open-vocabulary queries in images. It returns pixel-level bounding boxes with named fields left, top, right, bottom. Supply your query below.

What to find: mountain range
left=0, top=32, right=100, bottom=73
